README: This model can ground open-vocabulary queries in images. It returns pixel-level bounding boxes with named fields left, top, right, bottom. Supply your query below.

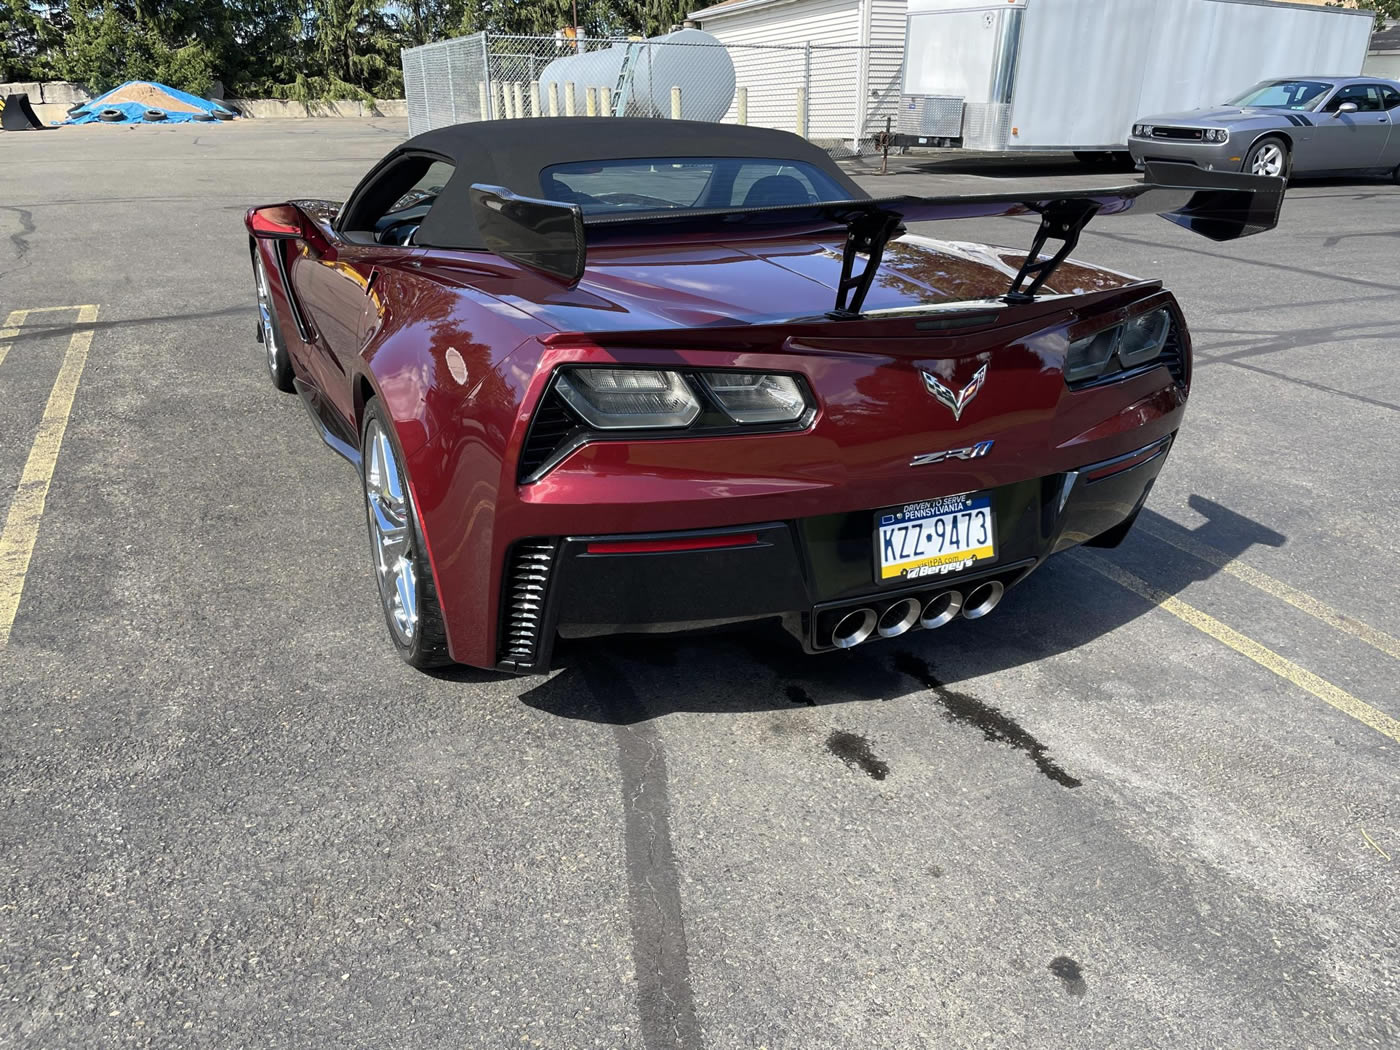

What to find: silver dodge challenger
left=1129, top=76, right=1400, bottom=181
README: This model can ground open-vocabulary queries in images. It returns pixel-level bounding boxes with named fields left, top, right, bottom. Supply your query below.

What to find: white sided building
left=687, top=0, right=909, bottom=142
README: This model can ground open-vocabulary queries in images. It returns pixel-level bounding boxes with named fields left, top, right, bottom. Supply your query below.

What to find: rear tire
left=254, top=252, right=295, bottom=393
left=360, top=399, right=453, bottom=669
left=1245, top=136, right=1290, bottom=180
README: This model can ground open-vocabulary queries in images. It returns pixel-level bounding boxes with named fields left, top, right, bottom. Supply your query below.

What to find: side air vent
left=498, top=538, right=558, bottom=671
left=1162, top=319, right=1187, bottom=387
left=518, top=390, right=583, bottom=482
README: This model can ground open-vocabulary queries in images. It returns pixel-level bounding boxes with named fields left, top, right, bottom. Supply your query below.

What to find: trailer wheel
left=1245, top=137, right=1290, bottom=180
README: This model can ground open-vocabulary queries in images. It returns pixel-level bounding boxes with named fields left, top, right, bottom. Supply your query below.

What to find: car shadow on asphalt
left=517, top=493, right=1287, bottom=726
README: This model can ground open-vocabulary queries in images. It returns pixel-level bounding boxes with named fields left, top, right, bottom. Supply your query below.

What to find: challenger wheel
left=1246, top=137, right=1290, bottom=180
left=254, top=253, right=295, bottom=392
left=361, top=400, right=452, bottom=669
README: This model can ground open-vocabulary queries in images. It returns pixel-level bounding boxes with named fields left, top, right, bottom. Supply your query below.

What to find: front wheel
left=1245, top=136, right=1290, bottom=180
left=361, top=400, right=452, bottom=668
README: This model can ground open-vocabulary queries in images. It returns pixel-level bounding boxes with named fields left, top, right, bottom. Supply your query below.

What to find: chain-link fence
left=402, top=33, right=904, bottom=155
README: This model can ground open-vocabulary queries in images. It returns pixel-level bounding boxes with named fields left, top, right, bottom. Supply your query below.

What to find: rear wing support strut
left=828, top=210, right=904, bottom=319
left=1004, top=199, right=1103, bottom=304
left=827, top=195, right=1108, bottom=317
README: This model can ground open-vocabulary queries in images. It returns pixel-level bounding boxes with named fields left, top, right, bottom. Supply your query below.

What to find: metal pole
left=802, top=43, right=812, bottom=140
left=418, top=50, right=428, bottom=131
left=481, top=32, right=494, bottom=119
left=447, top=48, right=457, bottom=123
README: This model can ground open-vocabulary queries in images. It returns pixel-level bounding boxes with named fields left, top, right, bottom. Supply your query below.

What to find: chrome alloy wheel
left=363, top=419, right=418, bottom=645
left=254, top=257, right=279, bottom=379
left=1250, top=142, right=1285, bottom=178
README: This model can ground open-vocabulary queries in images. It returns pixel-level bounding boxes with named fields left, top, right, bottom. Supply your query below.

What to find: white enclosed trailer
left=898, top=0, right=1375, bottom=152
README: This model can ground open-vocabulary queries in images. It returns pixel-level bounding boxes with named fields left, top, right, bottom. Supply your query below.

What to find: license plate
left=876, top=494, right=996, bottom=583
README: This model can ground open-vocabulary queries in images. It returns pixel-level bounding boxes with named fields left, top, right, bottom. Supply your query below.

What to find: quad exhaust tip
left=831, top=607, right=877, bottom=648
left=920, top=590, right=963, bottom=630
left=826, top=580, right=1005, bottom=649
left=877, top=597, right=922, bottom=638
left=961, top=580, right=1005, bottom=620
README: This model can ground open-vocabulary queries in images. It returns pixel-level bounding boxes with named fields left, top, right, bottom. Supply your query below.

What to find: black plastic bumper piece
left=494, top=435, right=1174, bottom=672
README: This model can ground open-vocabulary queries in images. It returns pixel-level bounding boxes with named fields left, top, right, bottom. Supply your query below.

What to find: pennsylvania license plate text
left=876, top=494, right=996, bottom=582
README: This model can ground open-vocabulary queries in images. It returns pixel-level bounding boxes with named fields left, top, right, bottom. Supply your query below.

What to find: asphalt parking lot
left=1, top=119, right=1396, bottom=1049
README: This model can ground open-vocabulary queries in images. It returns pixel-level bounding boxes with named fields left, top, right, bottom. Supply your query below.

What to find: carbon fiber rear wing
left=469, top=161, right=1282, bottom=317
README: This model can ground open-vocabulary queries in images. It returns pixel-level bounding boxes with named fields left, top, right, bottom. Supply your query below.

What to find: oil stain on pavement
left=892, top=650, right=1082, bottom=788
left=826, top=730, right=891, bottom=780
left=1049, top=955, right=1089, bottom=997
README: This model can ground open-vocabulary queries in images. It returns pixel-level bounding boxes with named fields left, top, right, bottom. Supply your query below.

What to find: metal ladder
left=611, top=42, right=640, bottom=117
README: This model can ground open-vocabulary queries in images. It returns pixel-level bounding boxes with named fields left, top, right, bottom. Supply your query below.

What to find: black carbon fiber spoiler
left=469, top=162, right=1282, bottom=315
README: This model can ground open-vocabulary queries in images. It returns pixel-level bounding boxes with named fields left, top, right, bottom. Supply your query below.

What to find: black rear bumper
left=495, top=436, right=1172, bottom=672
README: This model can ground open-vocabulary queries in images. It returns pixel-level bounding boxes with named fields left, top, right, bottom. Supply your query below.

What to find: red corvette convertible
left=246, top=119, right=1280, bottom=672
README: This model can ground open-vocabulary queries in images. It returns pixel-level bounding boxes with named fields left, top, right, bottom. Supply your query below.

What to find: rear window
left=540, top=157, right=851, bottom=214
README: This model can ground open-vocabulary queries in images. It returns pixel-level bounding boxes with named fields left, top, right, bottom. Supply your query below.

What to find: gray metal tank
left=536, top=28, right=736, bottom=121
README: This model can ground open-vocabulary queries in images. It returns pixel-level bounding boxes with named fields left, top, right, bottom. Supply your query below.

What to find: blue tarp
left=60, top=81, right=235, bottom=125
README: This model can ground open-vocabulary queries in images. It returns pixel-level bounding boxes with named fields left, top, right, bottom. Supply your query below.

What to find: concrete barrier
left=227, top=98, right=408, bottom=119
left=368, top=98, right=407, bottom=118
left=40, top=81, right=89, bottom=105
left=34, top=103, right=68, bottom=125
left=0, top=81, right=90, bottom=105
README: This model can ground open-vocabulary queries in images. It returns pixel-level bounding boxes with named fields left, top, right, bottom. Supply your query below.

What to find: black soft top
left=405, top=117, right=867, bottom=250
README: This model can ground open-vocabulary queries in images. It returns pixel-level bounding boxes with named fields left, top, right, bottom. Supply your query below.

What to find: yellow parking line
left=0, top=309, right=26, bottom=370
left=1074, top=553, right=1400, bottom=746
left=13, top=305, right=100, bottom=314
left=1139, top=518, right=1400, bottom=662
left=0, top=304, right=100, bottom=649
